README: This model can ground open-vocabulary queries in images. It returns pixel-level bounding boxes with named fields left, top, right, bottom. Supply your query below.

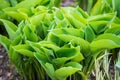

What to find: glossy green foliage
left=0, top=0, right=120, bottom=80
left=0, top=19, right=17, bottom=39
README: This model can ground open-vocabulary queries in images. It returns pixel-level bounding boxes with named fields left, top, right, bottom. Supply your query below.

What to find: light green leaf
left=11, top=35, right=22, bottom=45
left=94, top=33, right=120, bottom=45
left=53, top=34, right=90, bottom=57
left=91, top=39, right=120, bottom=53
left=88, top=13, right=114, bottom=22
left=15, top=0, right=41, bottom=9
left=55, top=19, right=68, bottom=28
left=8, top=46, right=21, bottom=68
left=45, top=63, right=55, bottom=79
left=0, top=35, right=11, bottom=52
left=49, top=28, right=84, bottom=38
left=55, top=9, right=64, bottom=20
left=70, top=10, right=87, bottom=24
left=0, top=0, right=10, bottom=10
left=39, top=41, right=60, bottom=52
left=34, top=52, right=52, bottom=78
left=91, top=0, right=104, bottom=15
left=76, top=7, right=89, bottom=18
left=66, top=14, right=86, bottom=28
left=3, top=8, right=28, bottom=22
left=105, top=27, right=120, bottom=35
left=30, top=13, right=45, bottom=25
left=89, top=21, right=108, bottom=34
left=53, top=67, right=79, bottom=80
left=12, top=44, right=34, bottom=57
left=91, top=33, right=120, bottom=53
left=0, top=19, right=17, bottom=40
left=23, top=24, right=38, bottom=42
left=64, top=62, right=82, bottom=70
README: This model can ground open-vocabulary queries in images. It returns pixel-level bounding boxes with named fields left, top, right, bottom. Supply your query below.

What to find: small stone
left=0, top=56, right=3, bottom=59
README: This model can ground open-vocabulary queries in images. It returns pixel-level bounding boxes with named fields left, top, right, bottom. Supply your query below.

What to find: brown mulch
left=0, top=45, right=22, bottom=80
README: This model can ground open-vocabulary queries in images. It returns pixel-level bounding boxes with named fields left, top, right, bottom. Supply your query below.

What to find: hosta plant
left=0, top=0, right=120, bottom=80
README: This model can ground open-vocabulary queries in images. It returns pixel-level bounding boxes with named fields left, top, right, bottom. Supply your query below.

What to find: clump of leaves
left=0, top=0, right=120, bottom=80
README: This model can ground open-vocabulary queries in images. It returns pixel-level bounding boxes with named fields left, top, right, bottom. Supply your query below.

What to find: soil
left=0, top=45, right=23, bottom=80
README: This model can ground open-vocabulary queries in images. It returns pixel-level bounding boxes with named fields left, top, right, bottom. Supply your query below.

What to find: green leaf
left=53, top=46, right=84, bottom=68
left=91, top=0, right=104, bottom=15
left=34, top=52, right=49, bottom=65
left=91, top=33, right=120, bottom=53
left=85, top=25, right=96, bottom=42
left=45, top=63, right=55, bottom=79
left=94, top=33, right=120, bottom=45
left=0, top=0, right=10, bottom=10
left=52, top=57, right=69, bottom=68
left=27, top=41, right=44, bottom=54
left=64, top=62, right=82, bottom=70
left=70, top=10, right=87, bottom=24
left=88, top=13, right=114, bottom=22
left=9, top=0, right=18, bottom=7
left=66, top=14, right=86, bottom=28
left=23, top=24, right=38, bottom=42
left=14, top=21, right=25, bottom=37
left=91, top=39, right=120, bottom=53
left=47, top=28, right=84, bottom=45
left=76, top=7, right=89, bottom=18
left=91, top=0, right=113, bottom=15
left=38, top=41, right=60, bottom=52
left=56, top=48, right=73, bottom=58
left=50, top=34, right=90, bottom=56
left=12, top=44, right=34, bottom=57
left=114, top=0, right=120, bottom=18
left=116, top=57, right=120, bottom=68
left=15, top=0, right=41, bottom=9
left=0, top=35, right=11, bottom=52
left=38, top=0, right=49, bottom=5
left=55, top=19, right=68, bottom=28
left=56, top=47, right=84, bottom=62
left=0, top=19, right=17, bottom=40
left=30, top=13, right=45, bottom=25
left=4, top=8, right=28, bottom=22
left=53, top=67, right=79, bottom=80
left=55, top=9, right=64, bottom=20
left=89, top=21, right=108, bottom=34
left=49, top=28, right=84, bottom=38
left=0, top=11, right=7, bottom=19
left=105, top=27, right=120, bottom=35
left=43, top=13, right=54, bottom=26
left=28, top=41, right=57, bottom=59
left=8, top=46, right=21, bottom=65
left=11, top=35, right=22, bottom=45
left=54, top=0, right=62, bottom=7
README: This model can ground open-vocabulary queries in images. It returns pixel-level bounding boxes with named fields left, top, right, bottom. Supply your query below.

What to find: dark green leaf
left=85, top=25, right=96, bottom=42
